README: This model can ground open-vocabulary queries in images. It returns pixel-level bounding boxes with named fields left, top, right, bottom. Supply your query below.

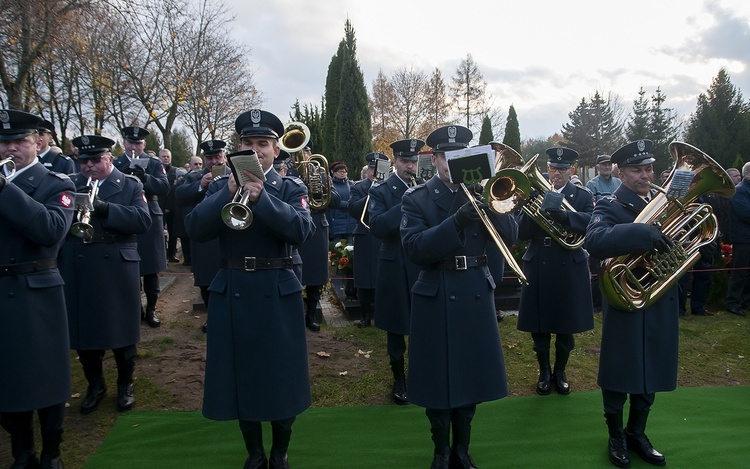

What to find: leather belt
left=0, top=258, right=57, bottom=276
left=74, top=233, right=138, bottom=244
left=221, top=257, right=293, bottom=272
left=434, top=255, right=487, bottom=271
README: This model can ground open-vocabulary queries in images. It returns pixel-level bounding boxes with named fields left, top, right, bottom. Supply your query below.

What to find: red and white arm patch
left=60, top=192, right=72, bottom=208
left=300, top=195, right=309, bottom=211
left=142, top=193, right=148, bottom=203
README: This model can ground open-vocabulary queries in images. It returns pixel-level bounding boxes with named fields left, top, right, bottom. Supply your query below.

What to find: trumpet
left=221, top=185, right=254, bottom=230
left=71, top=178, right=100, bottom=240
left=359, top=158, right=393, bottom=229
left=0, top=158, right=16, bottom=178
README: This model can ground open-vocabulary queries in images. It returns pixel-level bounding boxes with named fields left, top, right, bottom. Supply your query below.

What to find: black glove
left=545, top=208, right=568, bottom=224
left=92, top=197, right=110, bottom=217
left=520, top=189, right=542, bottom=209
left=649, top=225, right=673, bottom=254
left=76, top=184, right=91, bottom=194
left=453, top=201, right=482, bottom=229
left=0, top=174, right=6, bottom=192
left=128, top=165, right=147, bottom=183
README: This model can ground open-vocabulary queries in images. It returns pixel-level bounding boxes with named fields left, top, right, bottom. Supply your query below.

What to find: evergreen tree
left=648, top=87, right=679, bottom=173
left=144, top=126, right=162, bottom=155
left=502, top=105, right=521, bottom=154
left=626, top=87, right=650, bottom=142
left=686, top=68, right=750, bottom=169
left=333, top=20, right=372, bottom=171
left=169, top=127, right=193, bottom=168
left=322, top=38, right=345, bottom=157
left=478, top=115, right=494, bottom=145
left=562, top=92, right=624, bottom=167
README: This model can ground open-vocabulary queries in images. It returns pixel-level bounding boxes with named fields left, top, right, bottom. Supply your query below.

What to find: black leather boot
left=428, top=410, right=451, bottom=469
left=40, top=428, right=64, bottom=469
left=553, top=349, right=571, bottom=395
left=604, top=411, right=630, bottom=468
left=357, top=289, right=372, bottom=328
left=116, top=358, right=136, bottom=412
left=625, top=408, right=666, bottom=466
left=80, top=377, right=107, bottom=415
left=9, top=429, right=39, bottom=469
left=535, top=352, right=552, bottom=395
left=142, top=293, right=161, bottom=328
left=242, top=427, right=267, bottom=469
left=390, top=358, right=408, bottom=405
left=450, top=409, right=478, bottom=469
left=269, top=418, right=293, bottom=469
left=304, top=299, right=320, bottom=332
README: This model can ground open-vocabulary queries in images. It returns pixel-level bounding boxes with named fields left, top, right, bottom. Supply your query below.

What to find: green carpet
left=84, top=386, right=750, bottom=468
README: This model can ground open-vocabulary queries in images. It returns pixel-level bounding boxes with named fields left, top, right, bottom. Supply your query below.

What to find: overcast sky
left=223, top=0, right=750, bottom=140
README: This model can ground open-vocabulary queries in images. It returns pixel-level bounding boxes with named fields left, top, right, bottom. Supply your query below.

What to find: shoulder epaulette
left=284, top=175, right=306, bottom=187
left=50, top=171, right=71, bottom=181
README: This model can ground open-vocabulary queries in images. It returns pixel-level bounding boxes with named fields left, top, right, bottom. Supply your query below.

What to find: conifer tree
left=478, top=115, right=494, bottom=145
left=502, top=105, right=521, bottom=154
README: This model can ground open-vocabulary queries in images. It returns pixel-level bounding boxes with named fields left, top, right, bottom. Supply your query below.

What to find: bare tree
left=0, top=0, right=93, bottom=109
left=450, top=53, right=487, bottom=131
left=420, top=67, right=451, bottom=137
left=389, top=66, right=431, bottom=139
left=369, top=69, right=398, bottom=153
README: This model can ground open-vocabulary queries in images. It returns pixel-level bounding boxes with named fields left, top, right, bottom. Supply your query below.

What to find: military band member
left=60, top=135, right=151, bottom=417
left=516, top=147, right=595, bottom=396
left=175, top=140, right=230, bottom=332
left=0, top=110, right=75, bottom=468
left=37, top=119, right=76, bottom=175
left=585, top=139, right=674, bottom=468
left=185, top=109, right=314, bottom=469
left=369, top=138, right=425, bottom=405
left=114, top=126, right=169, bottom=328
left=294, top=143, right=331, bottom=332
left=347, top=152, right=388, bottom=327
left=401, top=125, right=516, bottom=469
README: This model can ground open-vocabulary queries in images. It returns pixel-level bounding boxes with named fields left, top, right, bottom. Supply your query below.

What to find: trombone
left=0, top=158, right=16, bottom=178
left=460, top=182, right=528, bottom=285
left=70, top=178, right=100, bottom=240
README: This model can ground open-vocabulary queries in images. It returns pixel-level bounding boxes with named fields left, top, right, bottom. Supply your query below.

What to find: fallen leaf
left=339, top=371, right=348, bottom=376
left=317, top=351, right=331, bottom=358
left=71, top=392, right=81, bottom=399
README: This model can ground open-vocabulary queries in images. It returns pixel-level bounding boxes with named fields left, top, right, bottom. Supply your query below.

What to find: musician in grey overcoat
left=113, top=126, right=169, bottom=327
left=0, top=110, right=75, bottom=467
left=401, top=125, right=516, bottom=469
left=368, top=138, right=425, bottom=405
left=185, top=110, right=314, bottom=468
left=585, top=139, right=677, bottom=468
left=516, top=147, right=595, bottom=396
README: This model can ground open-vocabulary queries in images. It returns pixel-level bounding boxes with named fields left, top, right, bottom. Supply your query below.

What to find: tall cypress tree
left=626, top=87, right=650, bottom=142
left=322, top=40, right=345, bottom=157
left=502, top=105, right=521, bottom=154
left=331, top=19, right=371, bottom=171
left=478, top=115, right=494, bottom=144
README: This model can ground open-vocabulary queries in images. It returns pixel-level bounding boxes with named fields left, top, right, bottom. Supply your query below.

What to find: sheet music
left=229, top=153, right=266, bottom=184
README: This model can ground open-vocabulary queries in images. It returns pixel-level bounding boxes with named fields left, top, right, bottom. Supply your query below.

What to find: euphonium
left=221, top=187, right=253, bottom=230
left=280, top=121, right=331, bottom=209
left=517, top=154, right=585, bottom=249
left=71, top=178, right=100, bottom=239
left=600, top=141, right=736, bottom=311
left=0, top=158, right=16, bottom=178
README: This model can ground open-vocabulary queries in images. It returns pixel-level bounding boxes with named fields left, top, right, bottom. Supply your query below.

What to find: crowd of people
left=1, top=105, right=748, bottom=469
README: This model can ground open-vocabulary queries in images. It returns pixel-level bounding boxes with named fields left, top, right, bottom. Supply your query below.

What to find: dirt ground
left=132, top=262, right=371, bottom=412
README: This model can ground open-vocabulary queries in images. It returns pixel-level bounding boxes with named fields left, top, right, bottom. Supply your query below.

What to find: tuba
left=71, top=178, right=100, bottom=240
left=279, top=122, right=331, bottom=209
left=600, top=141, right=736, bottom=311
left=0, top=158, right=16, bottom=178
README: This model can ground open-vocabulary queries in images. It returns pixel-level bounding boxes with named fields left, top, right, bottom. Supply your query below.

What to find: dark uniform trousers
left=1, top=403, right=65, bottom=460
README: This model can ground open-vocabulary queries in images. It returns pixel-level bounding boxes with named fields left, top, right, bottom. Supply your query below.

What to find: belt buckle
left=455, top=256, right=467, bottom=271
left=543, top=237, right=552, bottom=247
left=244, top=257, right=257, bottom=272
